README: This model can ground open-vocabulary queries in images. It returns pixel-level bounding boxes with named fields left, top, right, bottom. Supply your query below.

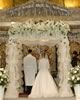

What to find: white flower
left=0, top=68, right=9, bottom=86
left=77, top=77, right=80, bottom=81
left=3, top=70, right=6, bottom=73
left=1, top=78, right=3, bottom=81
left=0, top=68, right=4, bottom=71
left=68, top=65, right=80, bottom=86
left=0, top=72, right=2, bottom=76
left=73, top=70, right=77, bottom=74
left=76, top=68, right=79, bottom=71
left=70, top=68, right=74, bottom=71
left=8, top=21, right=69, bottom=41
left=72, top=76, right=75, bottom=80
left=77, top=65, right=80, bottom=68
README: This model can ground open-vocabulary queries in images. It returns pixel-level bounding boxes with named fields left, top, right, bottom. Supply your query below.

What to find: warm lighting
left=0, top=7, right=3, bottom=9
left=0, top=0, right=13, bottom=9
left=0, top=0, right=80, bottom=9
left=49, top=0, right=64, bottom=6
left=49, top=0, right=80, bottom=8
left=64, top=0, right=79, bottom=7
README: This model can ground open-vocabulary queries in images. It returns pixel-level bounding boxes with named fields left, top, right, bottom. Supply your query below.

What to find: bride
left=29, top=52, right=58, bottom=98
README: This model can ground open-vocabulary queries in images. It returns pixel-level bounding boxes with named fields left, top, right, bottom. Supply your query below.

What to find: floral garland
left=8, top=20, right=70, bottom=41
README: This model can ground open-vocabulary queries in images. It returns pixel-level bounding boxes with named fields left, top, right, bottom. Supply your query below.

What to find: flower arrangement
left=68, top=65, right=80, bottom=86
left=0, top=68, right=9, bottom=87
left=8, top=20, right=70, bottom=41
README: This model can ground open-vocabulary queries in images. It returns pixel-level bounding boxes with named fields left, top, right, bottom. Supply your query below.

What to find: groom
left=23, top=49, right=37, bottom=95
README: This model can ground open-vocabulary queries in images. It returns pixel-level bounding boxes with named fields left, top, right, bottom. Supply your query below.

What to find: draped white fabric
left=5, top=40, right=23, bottom=98
left=57, top=36, right=73, bottom=97
left=29, top=58, right=58, bottom=98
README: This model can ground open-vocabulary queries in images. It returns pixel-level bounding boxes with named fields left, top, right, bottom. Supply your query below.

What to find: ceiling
left=0, top=0, right=80, bottom=9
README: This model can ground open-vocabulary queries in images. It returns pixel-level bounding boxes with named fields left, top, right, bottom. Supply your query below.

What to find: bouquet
left=68, top=65, right=80, bottom=86
left=0, top=68, right=9, bottom=87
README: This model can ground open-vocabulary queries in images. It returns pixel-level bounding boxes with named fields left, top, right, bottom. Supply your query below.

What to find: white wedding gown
left=29, top=58, right=58, bottom=98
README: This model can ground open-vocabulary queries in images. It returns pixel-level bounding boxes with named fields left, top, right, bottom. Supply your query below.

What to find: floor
left=4, top=97, right=76, bottom=100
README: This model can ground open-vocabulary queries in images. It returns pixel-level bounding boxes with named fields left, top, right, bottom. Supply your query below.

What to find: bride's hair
left=41, top=52, right=46, bottom=58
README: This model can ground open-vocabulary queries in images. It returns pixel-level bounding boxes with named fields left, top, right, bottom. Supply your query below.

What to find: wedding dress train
left=29, top=58, right=58, bottom=98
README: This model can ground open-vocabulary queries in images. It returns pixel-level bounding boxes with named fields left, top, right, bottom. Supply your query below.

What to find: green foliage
left=0, top=68, right=9, bottom=87
left=68, top=65, right=80, bottom=86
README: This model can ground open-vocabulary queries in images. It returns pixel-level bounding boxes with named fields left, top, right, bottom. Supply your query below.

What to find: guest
left=71, top=51, right=79, bottom=67
left=71, top=51, right=79, bottom=95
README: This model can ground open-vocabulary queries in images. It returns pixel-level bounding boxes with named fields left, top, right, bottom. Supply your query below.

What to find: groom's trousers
left=25, top=86, right=32, bottom=95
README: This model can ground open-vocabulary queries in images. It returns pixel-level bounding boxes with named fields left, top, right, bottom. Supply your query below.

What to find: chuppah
left=5, top=20, right=73, bottom=98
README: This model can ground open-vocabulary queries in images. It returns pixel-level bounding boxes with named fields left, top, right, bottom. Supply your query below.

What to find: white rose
left=0, top=72, right=2, bottom=76
left=77, top=77, right=80, bottom=81
left=76, top=68, right=79, bottom=71
left=73, top=70, right=77, bottom=74
left=72, top=76, right=75, bottom=80
left=70, top=68, right=74, bottom=71
left=0, top=68, right=4, bottom=71
left=77, top=65, right=80, bottom=68
left=1, top=78, right=3, bottom=81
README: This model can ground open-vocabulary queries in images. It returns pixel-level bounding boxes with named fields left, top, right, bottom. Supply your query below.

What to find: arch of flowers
left=5, top=20, right=73, bottom=98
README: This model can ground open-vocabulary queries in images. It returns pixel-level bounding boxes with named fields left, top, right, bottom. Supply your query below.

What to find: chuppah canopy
left=5, top=20, right=73, bottom=98
left=8, top=20, right=69, bottom=42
